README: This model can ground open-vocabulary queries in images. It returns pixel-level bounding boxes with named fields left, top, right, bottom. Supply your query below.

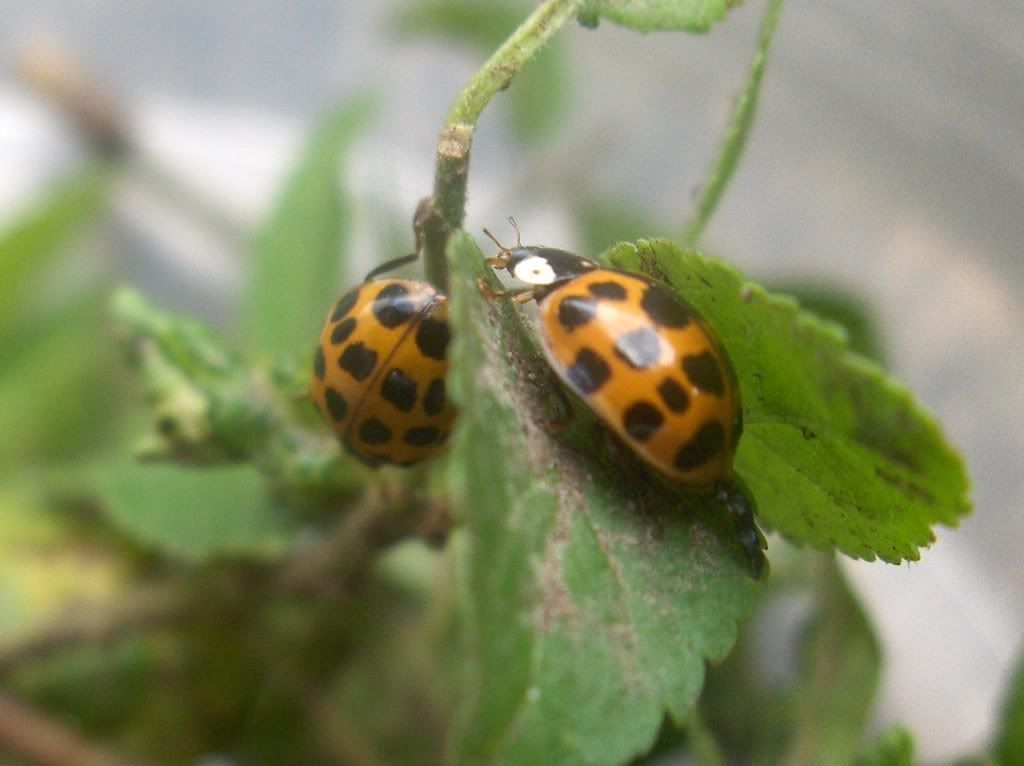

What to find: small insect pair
left=309, top=222, right=766, bottom=577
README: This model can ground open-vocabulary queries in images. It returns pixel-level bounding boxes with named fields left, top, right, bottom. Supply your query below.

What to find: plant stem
left=0, top=487, right=440, bottom=677
left=0, top=586, right=186, bottom=679
left=682, top=0, right=784, bottom=248
left=0, top=689, right=143, bottom=766
left=419, top=0, right=583, bottom=289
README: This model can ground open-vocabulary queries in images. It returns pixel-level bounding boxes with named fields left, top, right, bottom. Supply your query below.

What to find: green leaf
left=610, top=239, right=971, bottom=562
left=768, top=282, right=886, bottom=365
left=0, top=484, right=126, bottom=641
left=995, top=650, right=1024, bottom=766
left=687, top=707, right=727, bottom=766
left=0, top=165, right=111, bottom=332
left=699, top=615, right=794, bottom=765
left=396, top=0, right=569, bottom=143
left=0, top=294, right=123, bottom=465
left=242, top=94, right=376, bottom=357
left=446, top=231, right=754, bottom=765
left=782, top=561, right=880, bottom=766
left=94, top=459, right=298, bottom=562
left=683, top=0, right=783, bottom=245
left=576, top=0, right=739, bottom=33
left=573, top=198, right=664, bottom=257
left=854, top=726, right=915, bottom=766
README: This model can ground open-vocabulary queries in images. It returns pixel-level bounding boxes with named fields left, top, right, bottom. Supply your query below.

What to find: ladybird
left=481, top=223, right=766, bottom=577
left=310, top=267, right=456, bottom=467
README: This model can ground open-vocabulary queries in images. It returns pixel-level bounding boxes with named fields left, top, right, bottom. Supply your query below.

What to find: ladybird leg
left=476, top=279, right=535, bottom=304
left=715, top=478, right=768, bottom=580
left=363, top=252, right=418, bottom=282
left=542, top=377, right=574, bottom=433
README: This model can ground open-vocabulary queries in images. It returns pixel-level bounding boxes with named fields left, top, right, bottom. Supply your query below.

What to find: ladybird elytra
left=481, top=230, right=741, bottom=489
left=536, top=268, right=741, bottom=489
left=310, top=277, right=456, bottom=467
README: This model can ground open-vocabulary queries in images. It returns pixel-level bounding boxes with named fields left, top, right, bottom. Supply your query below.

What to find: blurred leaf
left=574, top=198, right=664, bottom=256
left=95, top=460, right=298, bottom=562
left=330, top=581, right=458, bottom=766
left=687, top=708, right=727, bottom=766
left=782, top=561, right=880, bottom=765
left=0, top=165, right=110, bottom=332
left=855, top=726, right=915, bottom=766
left=682, top=0, right=783, bottom=246
left=769, top=282, right=886, bottom=365
left=995, top=650, right=1024, bottom=766
left=446, top=231, right=753, bottom=766
left=396, top=0, right=569, bottom=143
left=576, top=0, right=738, bottom=32
left=242, top=94, right=376, bottom=357
left=0, top=484, right=127, bottom=642
left=610, top=240, right=971, bottom=562
left=0, top=294, right=123, bottom=465
left=699, top=615, right=795, bottom=765
left=11, top=638, right=166, bottom=750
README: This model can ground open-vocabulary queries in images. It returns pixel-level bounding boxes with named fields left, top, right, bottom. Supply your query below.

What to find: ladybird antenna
left=482, top=227, right=508, bottom=253
left=507, top=216, right=522, bottom=247
left=363, top=252, right=418, bottom=282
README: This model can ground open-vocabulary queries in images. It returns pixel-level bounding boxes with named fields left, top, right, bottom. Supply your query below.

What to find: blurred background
left=0, top=0, right=1022, bottom=763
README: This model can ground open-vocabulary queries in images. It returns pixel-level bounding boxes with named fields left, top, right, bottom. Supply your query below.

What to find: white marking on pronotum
left=513, top=255, right=557, bottom=285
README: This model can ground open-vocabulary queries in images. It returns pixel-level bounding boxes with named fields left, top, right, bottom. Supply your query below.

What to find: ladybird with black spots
left=481, top=223, right=767, bottom=578
left=310, top=261, right=456, bottom=467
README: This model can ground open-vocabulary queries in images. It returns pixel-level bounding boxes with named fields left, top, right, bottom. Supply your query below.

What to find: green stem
left=420, top=0, right=583, bottom=289
left=682, top=0, right=784, bottom=248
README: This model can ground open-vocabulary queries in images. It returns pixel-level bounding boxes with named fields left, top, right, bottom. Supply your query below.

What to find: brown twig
left=16, top=37, right=127, bottom=152
left=0, top=486, right=448, bottom=678
left=0, top=689, right=144, bottom=766
left=16, top=38, right=247, bottom=243
left=276, top=483, right=436, bottom=595
left=0, top=585, right=186, bottom=679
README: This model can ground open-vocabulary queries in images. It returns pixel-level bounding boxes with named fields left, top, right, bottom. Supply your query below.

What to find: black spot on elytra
left=380, top=368, right=417, bottom=413
left=682, top=351, right=725, bottom=396
left=658, top=378, right=689, bottom=413
left=423, top=378, right=446, bottom=416
left=623, top=402, right=664, bottom=442
left=330, top=288, right=360, bottom=322
left=404, top=426, right=440, bottom=447
left=415, top=317, right=450, bottom=361
left=347, top=444, right=387, bottom=468
left=330, top=317, right=356, bottom=345
left=359, top=417, right=392, bottom=445
left=324, top=387, right=348, bottom=421
left=313, top=346, right=326, bottom=381
left=588, top=281, right=627, bottom=300
left=674, top=420, right=725, bottom=470
left=614, top=327, right=662, bottom=369
left=565, top=348, right=610, bottom=394
left=372, top=283, right=417, bottom=328
left=338, top=342, right=377, bottom=381
left=641, top=284, right=691, bottom=328
left=557, top=296, right=597, bottom=331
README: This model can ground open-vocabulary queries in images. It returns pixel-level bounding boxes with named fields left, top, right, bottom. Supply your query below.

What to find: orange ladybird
left=311, top=276, right=456, bottom=467
left=481, top=224, right=766, bottom=577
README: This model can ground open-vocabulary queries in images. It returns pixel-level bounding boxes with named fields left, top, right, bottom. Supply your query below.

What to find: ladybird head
left=483, top=219, right=598, bottom=286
